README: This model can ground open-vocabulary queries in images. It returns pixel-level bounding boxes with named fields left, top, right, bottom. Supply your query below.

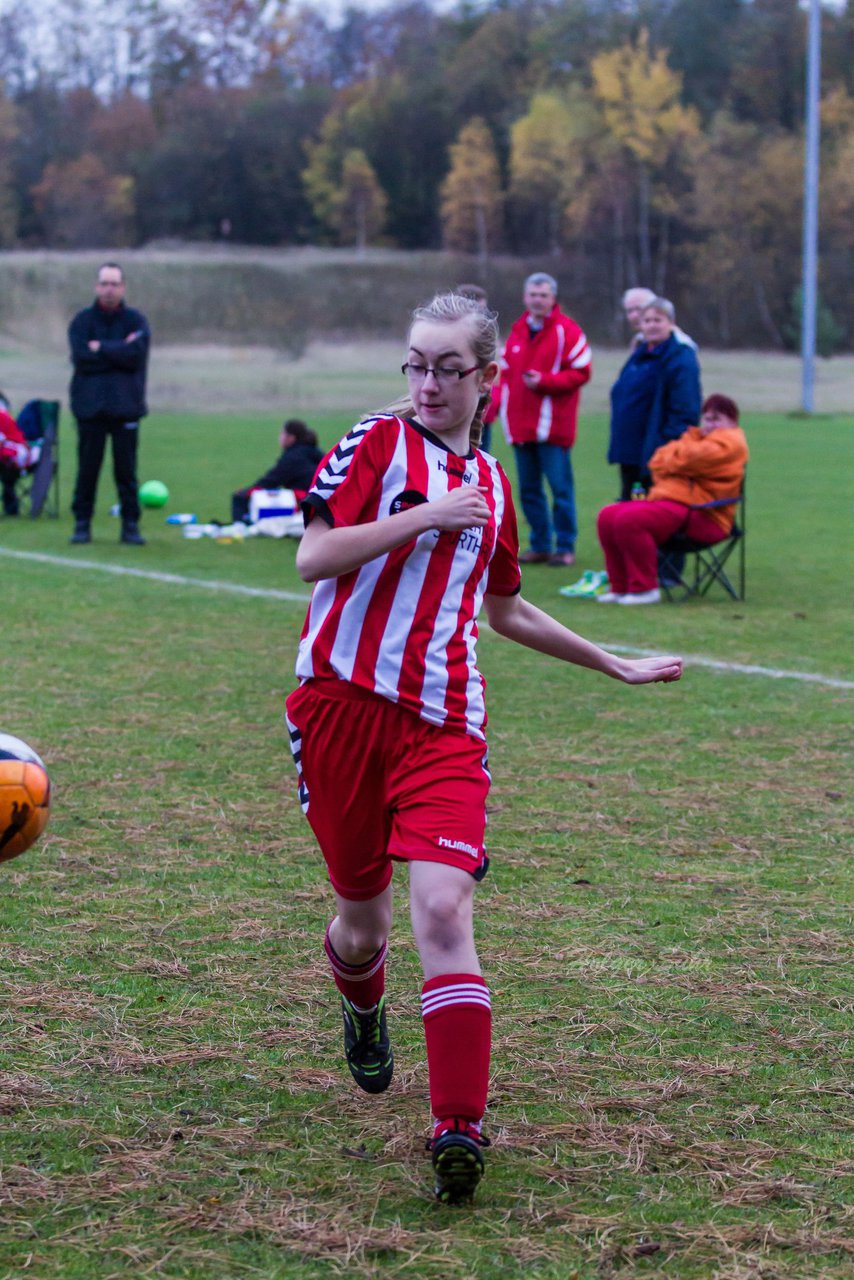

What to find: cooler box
left=249, top=488, right=298, bottom=524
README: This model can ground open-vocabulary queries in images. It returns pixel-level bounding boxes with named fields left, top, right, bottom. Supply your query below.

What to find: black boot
left=69, top=520, right=91, bottom=544
left=1, top=479, right=19, bottom=515
left=120, top=520, right=146, bottom=545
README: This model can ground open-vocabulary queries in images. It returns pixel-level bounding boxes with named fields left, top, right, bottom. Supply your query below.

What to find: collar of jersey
left=404, top=416, right=475, bottom=461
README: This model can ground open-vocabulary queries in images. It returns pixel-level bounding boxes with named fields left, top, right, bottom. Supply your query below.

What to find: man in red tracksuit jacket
left=498, top=273, right=592, bottom=566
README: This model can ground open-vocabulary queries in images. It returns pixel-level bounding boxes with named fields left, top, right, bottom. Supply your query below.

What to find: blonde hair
left=382, top=292, right=499, bottom=449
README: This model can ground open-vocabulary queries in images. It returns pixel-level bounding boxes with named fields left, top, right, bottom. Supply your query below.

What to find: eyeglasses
left=401, top=362, right=480, bottom=385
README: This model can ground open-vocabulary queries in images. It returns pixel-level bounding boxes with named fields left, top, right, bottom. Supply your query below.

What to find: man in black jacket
left=68, top=263, right=151, bottom=545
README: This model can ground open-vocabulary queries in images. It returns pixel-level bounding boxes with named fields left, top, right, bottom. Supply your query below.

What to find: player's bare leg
left=330, top=884, right=393, bottom=965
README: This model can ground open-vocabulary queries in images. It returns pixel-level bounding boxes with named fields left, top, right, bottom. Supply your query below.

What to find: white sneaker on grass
left=618, top=588, right=661, bottom=605
left=596, top=591, right=623, bottom=604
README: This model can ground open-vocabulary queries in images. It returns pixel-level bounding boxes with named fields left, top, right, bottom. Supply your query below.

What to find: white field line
left=2, top=545, right=852, bottom=690
left=604, top=645, right=853, bottom=690
left=0, top=545, right=311, bottom=604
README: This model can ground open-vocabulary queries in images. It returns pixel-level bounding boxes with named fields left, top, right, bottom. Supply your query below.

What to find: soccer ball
left=0, top=733, right=51, bottom=863
left=139, top=479, right=169, bottom=508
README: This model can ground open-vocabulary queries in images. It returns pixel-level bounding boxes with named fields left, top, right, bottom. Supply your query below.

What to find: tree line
left=0, top=0, right=852, bottom=349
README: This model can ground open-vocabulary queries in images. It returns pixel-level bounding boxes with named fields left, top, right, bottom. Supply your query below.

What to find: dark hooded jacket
left=253, top=442, right=324, bottom=493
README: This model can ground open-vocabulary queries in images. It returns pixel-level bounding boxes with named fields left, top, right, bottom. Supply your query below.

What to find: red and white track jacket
left=498, top=305, right=592, bottom=448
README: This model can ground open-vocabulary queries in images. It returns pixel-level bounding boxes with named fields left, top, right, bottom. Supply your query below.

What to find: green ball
left=139, top=480, right=169, bottom=508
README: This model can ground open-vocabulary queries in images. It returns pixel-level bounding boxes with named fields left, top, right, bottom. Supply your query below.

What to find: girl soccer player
left=285, top=293, right=682, bottom=1204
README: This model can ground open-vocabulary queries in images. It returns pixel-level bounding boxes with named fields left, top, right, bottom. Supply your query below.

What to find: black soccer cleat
left=429, top=1120, right=490, bottom=1205
left=340, top=994, right=394, bottom=1094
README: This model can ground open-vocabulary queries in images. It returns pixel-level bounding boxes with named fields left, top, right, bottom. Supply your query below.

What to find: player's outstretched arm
left=483, top=593, right=682, bottom=685
left=296, top=485, right=491, bottom=582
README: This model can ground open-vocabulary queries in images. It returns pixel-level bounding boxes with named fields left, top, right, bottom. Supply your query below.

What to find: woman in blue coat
left=608, top=298, right=701, bottom=501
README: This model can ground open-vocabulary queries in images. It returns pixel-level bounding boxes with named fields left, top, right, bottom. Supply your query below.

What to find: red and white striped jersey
left=295, top=415, right=521, bottom=740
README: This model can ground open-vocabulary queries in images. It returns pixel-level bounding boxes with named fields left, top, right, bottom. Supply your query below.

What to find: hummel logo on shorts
left=438, top=836, right=479, bottom=857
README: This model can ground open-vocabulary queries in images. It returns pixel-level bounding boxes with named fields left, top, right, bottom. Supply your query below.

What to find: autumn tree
left=508, top=88, right=597, bottom=255
left=302, top=110, right=348, bottom=241
left=30, top=152, right=135, bottom=246
left=590, top=28, right=699, bottom=290
left=300, top=4, right=455, bottom=250
left=346, top=71, right=452, bottom=249
left=821, top=99, right=854, bottom=257
left=440, top=117, right=503, bottom=262
left=0, top=87, right=19, bottom=245
left=87, top=91, right=157, bottom=171
left=688, top=115, right=803, bottom=346
left=303, top=113, right=388, bottom=249
left=811, top=92, right=854, bottom=350
left=335, top=149, right=387, bottom=251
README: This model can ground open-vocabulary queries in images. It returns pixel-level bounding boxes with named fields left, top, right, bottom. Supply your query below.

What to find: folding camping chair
left=659, top=476, right=746, bottom=602
left=17, top=400, right=60, bottom=518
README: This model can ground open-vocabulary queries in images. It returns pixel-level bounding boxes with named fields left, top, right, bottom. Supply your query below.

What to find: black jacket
left=69, top=301, right=150, bottom=422
left=254, top=441, right=323, bottom=492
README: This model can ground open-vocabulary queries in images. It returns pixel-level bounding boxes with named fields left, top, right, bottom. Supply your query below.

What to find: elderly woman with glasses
left=284, top=293, right=682, bottom=1205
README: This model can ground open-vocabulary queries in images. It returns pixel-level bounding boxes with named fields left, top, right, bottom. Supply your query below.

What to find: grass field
left=0, top=389, right=852, bottom=1278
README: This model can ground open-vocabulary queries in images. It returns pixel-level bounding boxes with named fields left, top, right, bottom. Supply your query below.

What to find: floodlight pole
left=800, top=0, right=821, bottom=414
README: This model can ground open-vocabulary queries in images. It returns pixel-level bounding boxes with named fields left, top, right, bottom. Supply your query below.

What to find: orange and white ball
left=0, top=733, right=51, bottom=862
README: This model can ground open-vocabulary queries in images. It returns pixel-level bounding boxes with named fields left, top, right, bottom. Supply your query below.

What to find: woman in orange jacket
left=595, top=394, right=748, bottom=605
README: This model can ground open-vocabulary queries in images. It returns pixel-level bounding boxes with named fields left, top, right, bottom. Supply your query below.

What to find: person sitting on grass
left=231, top=418, right=323, bottom=523
left=285, top=291, right=683, bottom=1207
left=595, top=393, right=748, bottom=606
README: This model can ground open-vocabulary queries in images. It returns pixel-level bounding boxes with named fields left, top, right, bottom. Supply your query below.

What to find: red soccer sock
left=324, top=921, right=387, bottom=1010
left=421, top=973, right=491, bottom=1125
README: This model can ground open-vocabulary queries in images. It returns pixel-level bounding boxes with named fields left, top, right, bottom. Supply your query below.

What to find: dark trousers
left=72, top=417, right=140, bottom=523
left=1, top=464, right=20, bottom=515
left=618, top=463, right=648, bottom=502
left=232, top=489, right=251, bottom=523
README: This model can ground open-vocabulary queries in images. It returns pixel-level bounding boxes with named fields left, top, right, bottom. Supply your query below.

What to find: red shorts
left=285, top=679, right=491, bottom=901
